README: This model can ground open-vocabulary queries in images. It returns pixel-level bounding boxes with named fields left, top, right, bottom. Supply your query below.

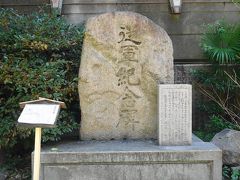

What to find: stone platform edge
left=35, top=135, right=222, bottom=180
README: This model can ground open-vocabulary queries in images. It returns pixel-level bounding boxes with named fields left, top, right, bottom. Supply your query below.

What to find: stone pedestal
left=37, top=135, right=222, bottom=180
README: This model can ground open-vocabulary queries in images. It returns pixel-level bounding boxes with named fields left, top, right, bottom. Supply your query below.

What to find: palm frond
left=200, top=21, right=240, bottom=64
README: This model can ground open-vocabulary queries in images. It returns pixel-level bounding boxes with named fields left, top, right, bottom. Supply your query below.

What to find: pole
left=33, top=127, right=42, bottom=180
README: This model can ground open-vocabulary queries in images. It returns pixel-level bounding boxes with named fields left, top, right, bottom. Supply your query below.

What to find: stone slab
left=78, top=11, right=174, bottom=140
left=38, top=135, right=222, bottom=180
left=158, top=84, right=192, bottom=145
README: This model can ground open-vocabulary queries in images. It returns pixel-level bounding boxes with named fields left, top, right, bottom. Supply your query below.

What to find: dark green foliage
left=192, top=66, right=240, bottom=130
left=1, top=153, right=31, bottom=179
left=0, top=8, right=84, bottom=150
left=200, top=21, right=240, bottom=64
left=223, top=165, right=240, bottom=180
left=192, top=66, right=240, bottom=123
left=194, top=115, right=237, bottom=142
left=193, top=21, right=240, bottom=135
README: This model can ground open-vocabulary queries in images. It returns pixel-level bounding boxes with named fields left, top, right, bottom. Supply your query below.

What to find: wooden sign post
left=33, top=127, right=41, bottom=180
left=18, top=97, right=66, bottom=180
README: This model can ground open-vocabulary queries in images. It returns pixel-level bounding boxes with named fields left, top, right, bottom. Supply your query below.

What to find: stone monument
left=38, top=12, right=222, bottom=180
left=79, top=11, right=174, bottom=140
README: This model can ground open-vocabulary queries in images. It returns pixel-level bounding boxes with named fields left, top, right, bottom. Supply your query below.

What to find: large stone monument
left=78, top=11, right=174, bottom=140
left=38, top=12, right=222, bottom=180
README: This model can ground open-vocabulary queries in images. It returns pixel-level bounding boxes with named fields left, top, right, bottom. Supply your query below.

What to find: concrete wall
left=0, top=0, right=50, bottom=13
left=62, top=0, right=240, bottom=62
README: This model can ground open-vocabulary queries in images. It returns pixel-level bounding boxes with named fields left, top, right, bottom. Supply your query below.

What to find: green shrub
left=223, top=165, right=240, bottom=180
left=0, top=8, right=84, bottom=150
left=201, top=20, right=240, bottom=64
left=194, top=115, right=237, bottom=142
left=193, top=21, right=240, bottom=134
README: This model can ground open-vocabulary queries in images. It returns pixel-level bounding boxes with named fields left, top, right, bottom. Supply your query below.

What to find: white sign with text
left=158, top=84, right=192, bottom=146
left=18, top=104, right=60, bottom=127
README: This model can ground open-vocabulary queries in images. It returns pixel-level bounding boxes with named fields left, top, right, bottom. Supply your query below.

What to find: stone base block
left=37, top=135, right=222, bottom=180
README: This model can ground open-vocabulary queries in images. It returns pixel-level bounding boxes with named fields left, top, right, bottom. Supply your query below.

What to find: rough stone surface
left=78, top=11, right=174, bottom=140
left=0, top=170, right=7, bottom=180
left=38, top=135, right=222, bottom=180
left=158, top=84, right=192, bottom=145
left=211, top=128, right=240, bottom=166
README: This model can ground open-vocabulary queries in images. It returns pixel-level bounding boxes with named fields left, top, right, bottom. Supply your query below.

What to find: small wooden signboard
left=18, top=97, right=66, bottom=128
left=18, top=104, right=60, bottom=128
left=18, top=97, right=66, bottom=180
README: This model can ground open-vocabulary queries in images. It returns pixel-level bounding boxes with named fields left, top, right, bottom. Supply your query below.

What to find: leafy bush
left=194, top=115, right=237, bottom=142
left=223, top=165, right=240, bottom=180
left=192, top=65, right=240, bottom=123
left=193, top=21, right=240, bottom=135
left=193, top=21, right=240, bottom=179
left=201, top=21, right=240, bottom=64
left=0, top=8, right=84, bottom=151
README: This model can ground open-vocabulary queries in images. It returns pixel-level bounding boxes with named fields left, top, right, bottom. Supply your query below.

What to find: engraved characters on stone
left=116, top=25, right=142, bottom=130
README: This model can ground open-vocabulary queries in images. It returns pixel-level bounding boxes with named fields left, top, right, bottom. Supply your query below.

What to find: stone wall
left=62, top=0, right=240, bottom=61
left=0, top=0, right=50, bottom=13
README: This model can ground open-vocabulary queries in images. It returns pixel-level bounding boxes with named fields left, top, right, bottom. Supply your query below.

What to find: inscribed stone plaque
left=79, top=12, right=174, bottom=140
left=158, top=84, right=192, bottom=145
left=18, top=104, right=60, bottom=128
